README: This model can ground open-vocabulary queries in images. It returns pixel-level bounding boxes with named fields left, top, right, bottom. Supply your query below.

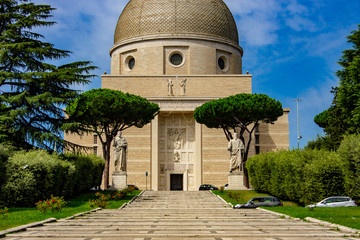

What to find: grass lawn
left=212, top=190, right=360, bottom=230
left=264, top=206, right=360, bottom=230
left=0, top=190, right=141, bottom=231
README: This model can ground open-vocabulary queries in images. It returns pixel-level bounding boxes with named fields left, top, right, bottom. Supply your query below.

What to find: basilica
left=65, top=0, right=289, bottom=191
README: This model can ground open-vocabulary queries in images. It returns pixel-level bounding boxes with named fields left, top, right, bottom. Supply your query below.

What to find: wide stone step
left=4, top=238, right=360, bottom=240
left=3, top=191, right=359, bottom=240
left=8, top=232, right=354, bottom=238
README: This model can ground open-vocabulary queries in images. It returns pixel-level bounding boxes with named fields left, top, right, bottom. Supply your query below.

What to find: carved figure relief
left=180, top=79, right=187, bottom=95
left=167, top=129, right=185, bottom=150
left=167, top=79, right=174, bottom=96
left=174, top=151, right=181, bottom=162
left=168, top=128, right=186, bottom=163
left=160, top=164, right=165, bottom=174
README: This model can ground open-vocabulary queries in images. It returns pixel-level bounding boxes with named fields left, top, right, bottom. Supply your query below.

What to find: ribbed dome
left=114, top=0, right=239, bottom=45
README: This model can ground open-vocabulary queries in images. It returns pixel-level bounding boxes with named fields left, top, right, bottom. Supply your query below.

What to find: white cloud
left=225, top=0, right=281, bottom=46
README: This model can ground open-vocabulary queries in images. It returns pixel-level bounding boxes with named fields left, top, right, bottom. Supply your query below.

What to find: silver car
left=306, top=196, right=358, bottom=208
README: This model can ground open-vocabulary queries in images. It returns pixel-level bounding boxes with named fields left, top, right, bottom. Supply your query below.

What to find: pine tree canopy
left=0, top=0, right=96, bottom=150
left=313, top=25, right=360, bottom=149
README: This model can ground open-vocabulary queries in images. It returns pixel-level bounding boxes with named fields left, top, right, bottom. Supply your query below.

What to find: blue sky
left=32, top=0, right=360, bottom=149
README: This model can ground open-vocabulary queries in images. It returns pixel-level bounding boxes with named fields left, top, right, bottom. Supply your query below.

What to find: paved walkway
left=3, top=191, right=360, bottom=240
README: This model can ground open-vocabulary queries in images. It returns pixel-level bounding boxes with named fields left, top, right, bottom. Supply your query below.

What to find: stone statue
left=168, top=79, right=174, bottom=96
left=227, top=132, right=244, bottom=173
left=113, top=131, right=128, bottom=172
left=180, top=79, right=187, bottom=95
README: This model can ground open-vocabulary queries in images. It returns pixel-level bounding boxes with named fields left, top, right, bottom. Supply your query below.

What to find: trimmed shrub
left=0, top=144, right=14, bottom=192
left=62, top=153, right=105, bottom=194
left=338, top=134, right=360, bottom=199
left=0, top=150, right=105, bottom=207
left=1, top=150, right=74, bottom=206
left=247, top=149, right=345, bottom=205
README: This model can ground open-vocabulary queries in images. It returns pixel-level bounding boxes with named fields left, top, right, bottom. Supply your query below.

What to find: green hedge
left=62, top=153, right=105, bottom=195
left=247, top=149, right=345, bottom=205
left=337, top=134, right=360, bottom=199
left=0, top=144, right=14, bottom=193
left=0, top=149, right=105, bottom=207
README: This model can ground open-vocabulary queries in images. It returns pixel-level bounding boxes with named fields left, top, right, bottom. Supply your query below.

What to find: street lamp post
left=293, top=99, right=302, bottom=149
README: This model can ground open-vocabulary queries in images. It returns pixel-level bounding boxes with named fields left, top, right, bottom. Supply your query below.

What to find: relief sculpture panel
left=167, top=128, right=186, bottom=163
left=158, top=113, right=196, bottom=190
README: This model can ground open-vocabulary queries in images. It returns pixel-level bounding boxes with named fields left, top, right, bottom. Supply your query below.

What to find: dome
left=114, top=0, right=239, bottom=45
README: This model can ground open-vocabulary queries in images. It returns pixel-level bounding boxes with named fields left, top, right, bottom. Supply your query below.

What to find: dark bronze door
left=170, top=174, right=183, bottom=191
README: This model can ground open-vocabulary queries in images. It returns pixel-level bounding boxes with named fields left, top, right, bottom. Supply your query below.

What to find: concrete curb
left=62, top=208, right=101, bottom=220
left=0, top=207, right=102, bottom=238
left=119, top=190, right=145, bottom=209
left=0, top=218, right=56, bottom=238
left=257, top=208, right=360, bottom=236
left=256, top=208, right=299, bottom=220
left=305, top=217, right=360, bottom=235
left=210, top=190, right=233, bottom=208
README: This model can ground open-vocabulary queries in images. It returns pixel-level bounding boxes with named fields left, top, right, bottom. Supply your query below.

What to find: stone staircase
left=3, top=191, right=360, bottom=240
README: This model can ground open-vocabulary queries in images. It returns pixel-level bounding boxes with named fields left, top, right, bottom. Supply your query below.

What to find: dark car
left=233, top=196, right=283, bottom=209
left=199, top=184, right=218, bottom=190
left=127, top=185, right=139, bottom=190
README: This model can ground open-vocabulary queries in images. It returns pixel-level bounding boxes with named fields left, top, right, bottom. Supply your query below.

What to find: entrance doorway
left=170, top=174, right=183, bottom=191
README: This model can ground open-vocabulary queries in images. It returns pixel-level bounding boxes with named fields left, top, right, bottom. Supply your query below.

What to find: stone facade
left=64, top=0, right=290, bottom=190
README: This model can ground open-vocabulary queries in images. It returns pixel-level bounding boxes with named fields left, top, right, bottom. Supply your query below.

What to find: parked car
left=127, top=185, right=139, bottom=190
left=199, top=184, right=218, bottom=190
left=306, top=196, right=357, bottom=208
left=233, top=196, right=283, bottom=209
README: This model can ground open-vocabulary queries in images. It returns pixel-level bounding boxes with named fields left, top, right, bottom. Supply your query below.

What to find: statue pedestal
left=109, top=171, right=127, bottom=190
left=227, top=171, right=248, bottom=190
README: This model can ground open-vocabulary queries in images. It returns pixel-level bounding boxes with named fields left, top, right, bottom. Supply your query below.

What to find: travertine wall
left=201, top=127, right=229, bottom=186
left=64, top=108, right=290, bottom=190
left=102, top=75, right=252, bottom=98
left=256, top=109, right=290, bottom=153
left=110, top=38, right=243, bottom=75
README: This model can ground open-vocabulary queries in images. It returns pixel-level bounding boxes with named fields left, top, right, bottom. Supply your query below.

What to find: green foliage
left=61, top=153, right=105, bottom=195
left=1, top=150, right=73, bottom=206
left=0, top=207, right=8, bottom=219
left=0, top=150, right=104, bottom=207
left=88, top=192, right=111, bottom=209
left=35, top=196, right=67, bottom=214
left=0, top=144, right=14, bottom=192
left=65, top=88, right=160, bottom=135
left=337, top=134, right=360, bottom=199
left=247, top=149, right=345, bottom=205
left=264, top=206, right=360, bottom=230
left=87, top=187, right=134, bottom=209
left=194, top=93, right=283, bottom=138
left=194, top=93, right=283, bottom=187
left=0, top=0, right=96, bottom=150
left=64, top=88, right=159, bottom=188
left=314, top=25, right=360, bottom=149
left=306, top=134, right=338, bottom=151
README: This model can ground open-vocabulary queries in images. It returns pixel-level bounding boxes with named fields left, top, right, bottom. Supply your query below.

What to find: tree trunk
left=102, top=143, right=109, bottom=189
left=243, top=128, right=254, bottom=189
left=101, top=136, right=113, bottom=189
